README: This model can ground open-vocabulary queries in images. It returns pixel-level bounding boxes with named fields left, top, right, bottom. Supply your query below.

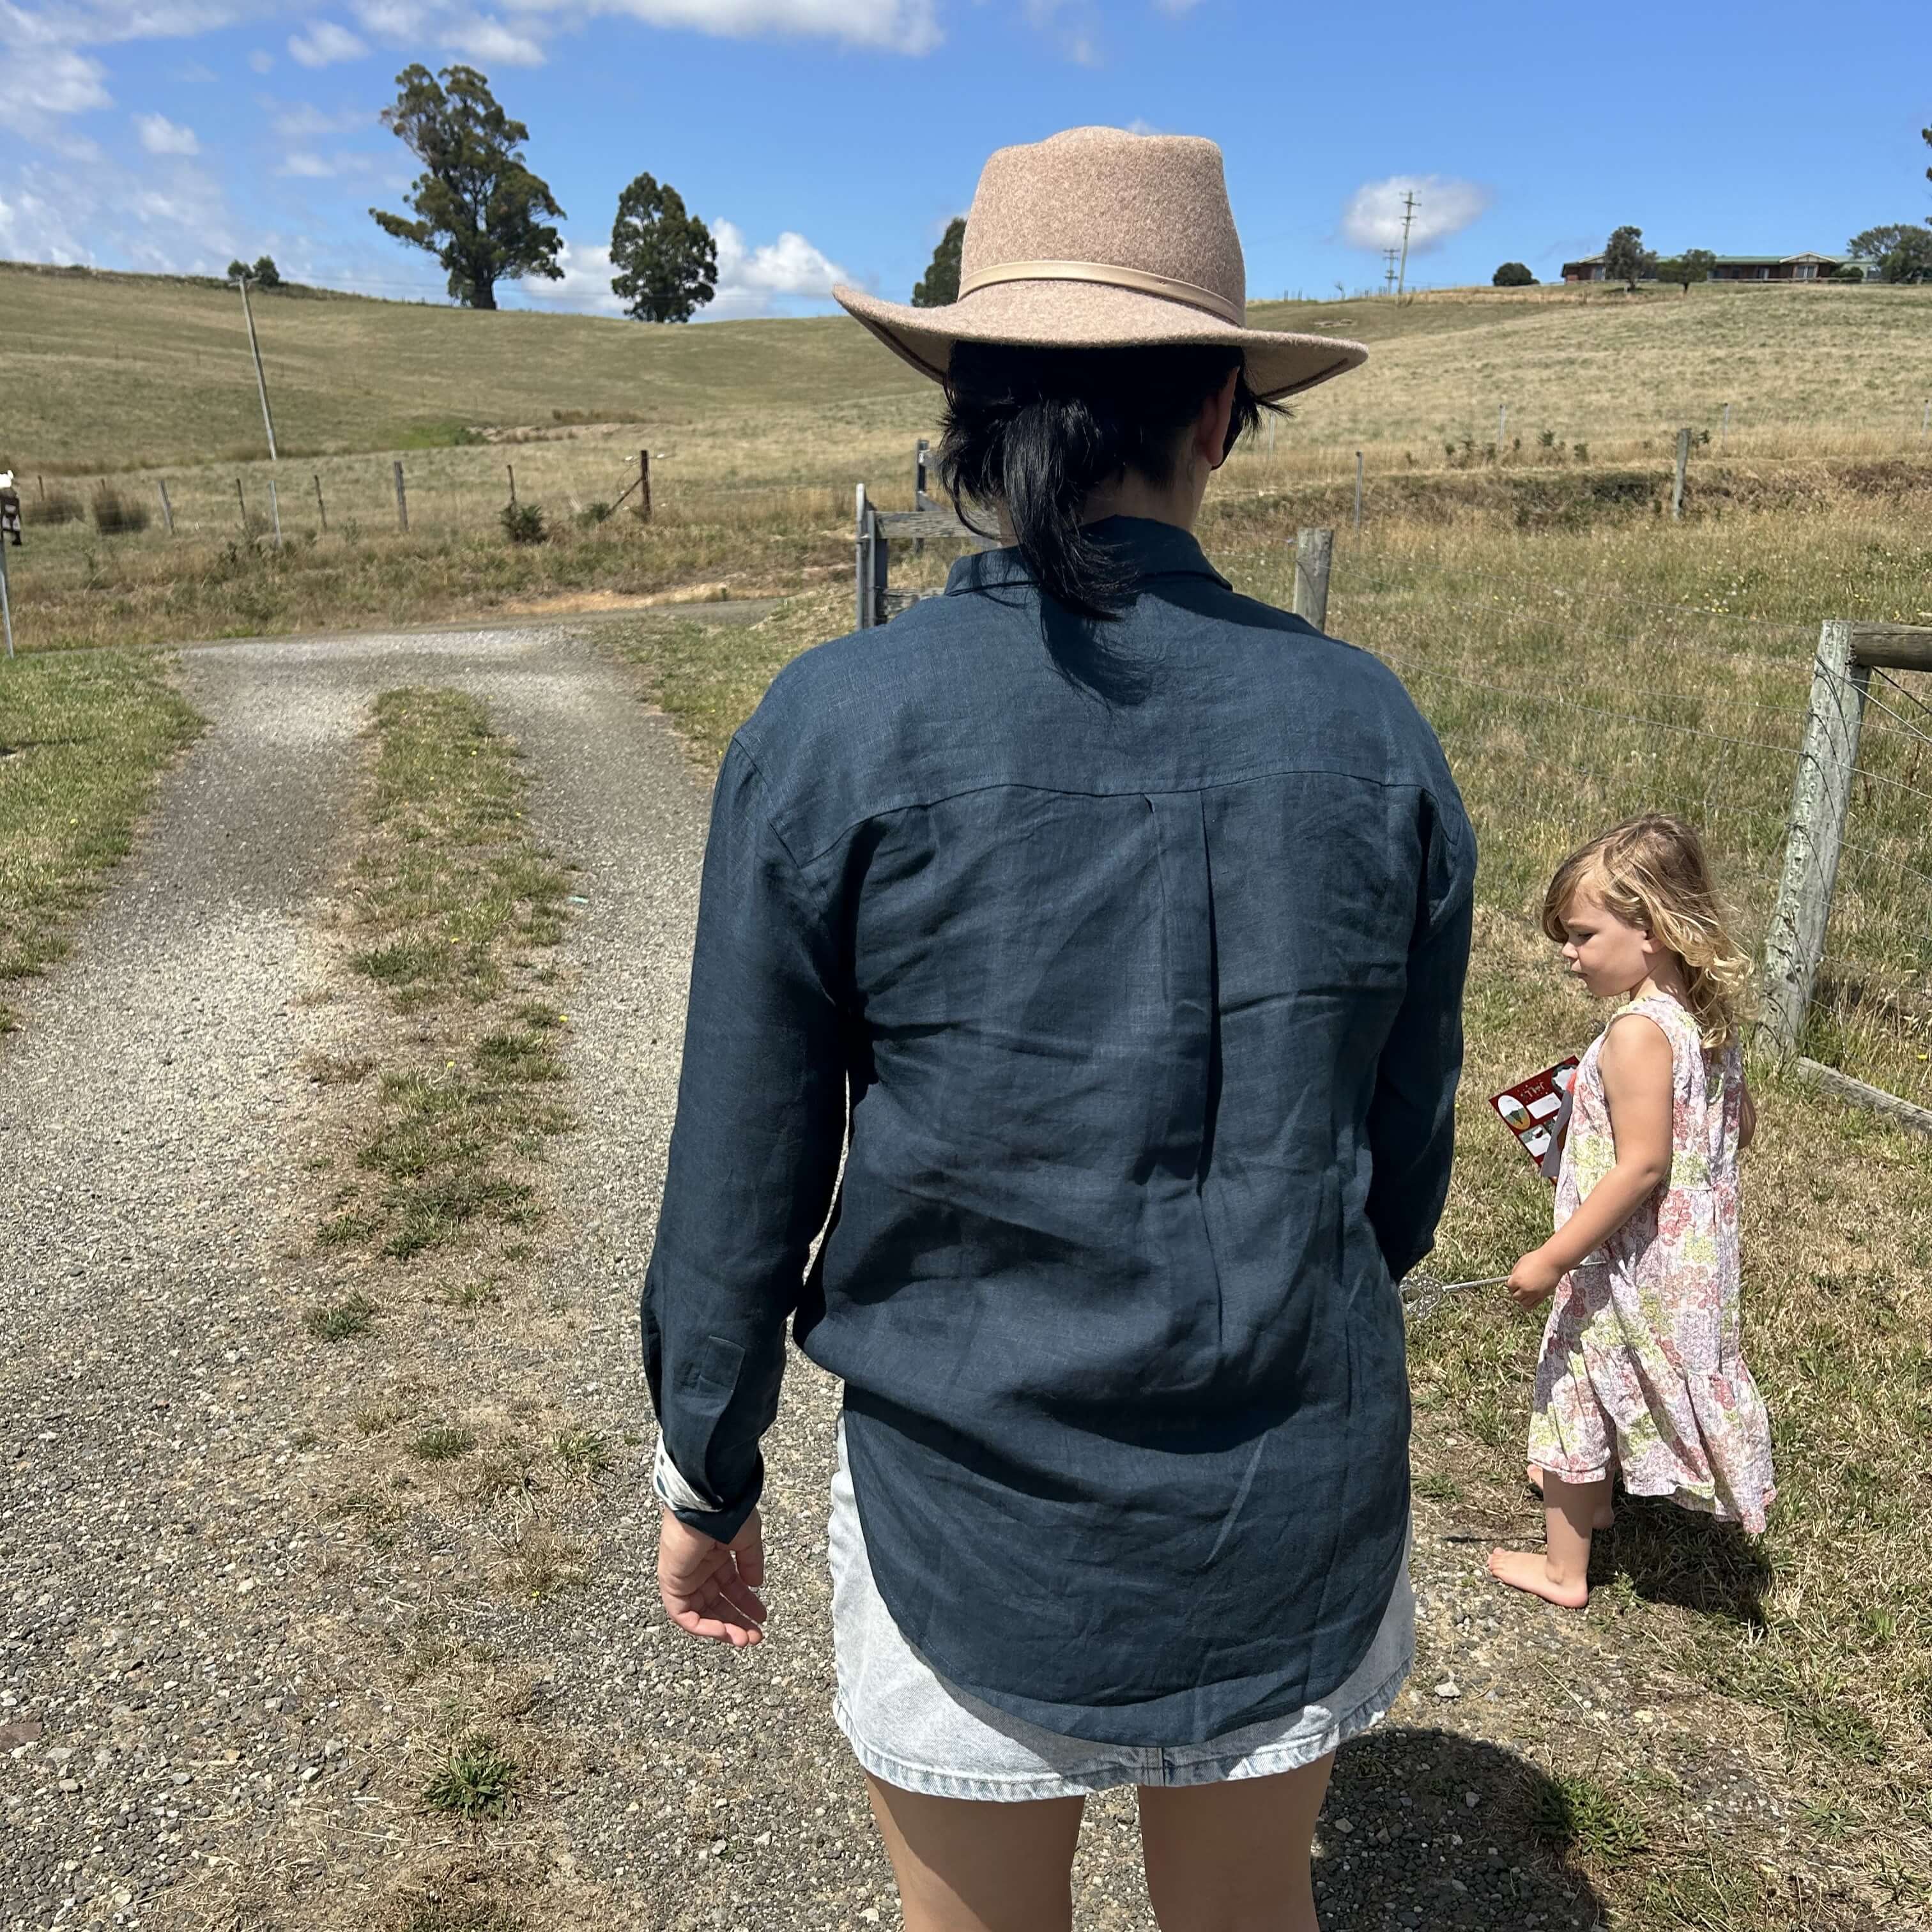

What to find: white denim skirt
left=828, top=1418, right=1414, bottom=1802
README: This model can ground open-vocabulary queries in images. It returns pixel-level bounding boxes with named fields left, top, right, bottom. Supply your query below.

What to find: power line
left=1395, top=190, right=1419, bottom=300
left=235, top=273, right=279, bottom=464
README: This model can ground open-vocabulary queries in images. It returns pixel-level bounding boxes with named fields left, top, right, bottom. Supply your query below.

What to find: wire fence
left=1338, top=608, right=1932, bottom=1112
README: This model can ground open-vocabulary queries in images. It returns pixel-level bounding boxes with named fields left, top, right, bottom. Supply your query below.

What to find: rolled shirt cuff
left=653, top=1432, right=720, bottom=1514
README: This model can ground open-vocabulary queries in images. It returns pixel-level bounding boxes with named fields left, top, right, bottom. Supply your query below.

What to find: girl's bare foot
left=1487, top=1547, right=1589, bottom=1607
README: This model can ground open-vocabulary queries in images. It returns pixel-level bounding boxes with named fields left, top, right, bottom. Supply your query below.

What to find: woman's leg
left=1137, top=1753, right=1335, bottom=1932
left=864, top=1775, right=1086, bottom=1932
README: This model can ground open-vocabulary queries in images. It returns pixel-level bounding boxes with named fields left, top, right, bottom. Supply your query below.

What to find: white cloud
left=583, top=0, right=939, bottom=52
left=519, top=237, right=625, bottom=314
left=440, top=14, right=543, bottom=63
left=0, top=180, right=91, bottom=263
left=0, top=45, right=111, bottom=137
left=268, top=100, right=369, bottom=137
left=176, top=59, right=217, bottom=79
left=1152, top=0, right=1206, bottom=11
left=248, top=47, right=273, bottom=70
left=710, top=219, right=845, bottom=312
left=1022, top=0, right=1098, bottom=63
left=0, top=143, right=235, bottom=275
left=288, top=18, right=367, bottom=65
left=519, top=220, right=847, bottom=321
left=1340, top=174, right=1492, bottom=254
left=135, top=110, right=198, bottom=153
left=275, top=146, right=389, bottom=179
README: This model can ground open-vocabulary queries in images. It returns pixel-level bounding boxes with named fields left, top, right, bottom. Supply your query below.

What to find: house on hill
left=1561, top=251, right=1844, bottom=283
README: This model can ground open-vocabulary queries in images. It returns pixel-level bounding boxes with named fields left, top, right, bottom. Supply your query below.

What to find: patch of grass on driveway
left=327, top=687, right=573, bottom=1259
left=0, top=650, right=201, bottom=1031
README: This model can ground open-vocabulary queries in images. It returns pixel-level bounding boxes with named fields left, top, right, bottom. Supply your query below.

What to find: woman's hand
left=1507, top=1248, right=1565, bottom=1309
left=657, top=1506, right=767, bottom=1648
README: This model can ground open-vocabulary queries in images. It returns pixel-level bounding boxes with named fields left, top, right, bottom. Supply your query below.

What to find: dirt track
left=0, top=619, right=1641, bottom=1931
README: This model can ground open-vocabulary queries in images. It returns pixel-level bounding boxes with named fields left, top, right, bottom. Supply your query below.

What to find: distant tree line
left=1489, top=119, right=1932, bottom=300
left=364, top=63, right=718, bottom=321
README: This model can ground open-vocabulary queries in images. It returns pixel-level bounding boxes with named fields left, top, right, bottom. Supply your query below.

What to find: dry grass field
left=4, top=259, right=1932, bottom=1927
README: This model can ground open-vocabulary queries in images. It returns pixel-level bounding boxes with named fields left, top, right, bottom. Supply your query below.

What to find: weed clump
left=305, top=1293, right=377, bottom=1340
left=410, top=1424, right=477, bottom=1462
left=90, top=482, right=151, bottom=535
left=500, top=501, right=546, bottom=546
left=421, top=1735, right=516, bottom=1820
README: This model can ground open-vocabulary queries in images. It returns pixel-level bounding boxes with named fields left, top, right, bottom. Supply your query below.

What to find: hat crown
left=960, top=126, right=1246, bottom=321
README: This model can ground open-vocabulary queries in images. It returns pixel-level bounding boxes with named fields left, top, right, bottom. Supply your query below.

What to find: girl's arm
left=1509, top=1014, right=1675, bottom=1306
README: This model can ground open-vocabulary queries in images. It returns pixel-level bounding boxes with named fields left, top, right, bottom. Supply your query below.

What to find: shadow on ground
left=1598, top=1492, right=1774, bottom=1628
left=1315, top=1726, right=1609, bottom=1931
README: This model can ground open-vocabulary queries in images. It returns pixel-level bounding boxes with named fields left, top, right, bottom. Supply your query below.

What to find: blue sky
left=1, top=0, right=1927, bottom=318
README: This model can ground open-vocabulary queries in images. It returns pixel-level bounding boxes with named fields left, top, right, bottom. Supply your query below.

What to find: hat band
left=955, top=259, right=1245, bottom=328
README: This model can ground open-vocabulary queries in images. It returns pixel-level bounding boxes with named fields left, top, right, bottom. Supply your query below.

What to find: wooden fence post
left=1671, top=426, right=1690, bottom=521
left=1353, top=452, right=1363, bottom=535
left=1760, top=620, right=1867, bottom=1051
left=393, top=461, right=408, bottom=532
left=236, top=477, right=247, bottom=532
left=914, top=438, right=930, bottom=559
left=855, top=485, right=872, bottom=630
left=854, top=485, right=888, bottom=629
left=636, top=449, right=652, bottom=523
left=1293, top=527, right=1333, bottom=630
left=313, top=473, right=326, bottom=532
left=268, top=478, right=283, bottom=548
left=157, top=479, right=174, bottom=536
left=0, top=535, right=14, bottom=661
left=507, top=463, right=516, bottom=507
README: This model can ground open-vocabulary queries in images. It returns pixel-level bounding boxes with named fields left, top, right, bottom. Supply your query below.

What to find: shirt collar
left=945, top=516, right=1232, bottom=597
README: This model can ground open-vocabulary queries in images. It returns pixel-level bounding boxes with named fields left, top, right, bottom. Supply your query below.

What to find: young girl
left=1489, top=814, right=1777, bottom=1608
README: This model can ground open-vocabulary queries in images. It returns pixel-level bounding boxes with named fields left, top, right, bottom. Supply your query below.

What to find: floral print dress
left=1528, top=992, right=1777, bottom=1533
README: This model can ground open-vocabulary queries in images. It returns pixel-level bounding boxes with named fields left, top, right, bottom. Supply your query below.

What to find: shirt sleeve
left=640, top=737, right=847, bottom=1544
left=1365, top=788, right=1475, bottom=1284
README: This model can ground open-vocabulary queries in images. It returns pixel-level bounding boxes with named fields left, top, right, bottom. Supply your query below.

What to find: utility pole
left=235, top=273, right=278, bottom=463
left=1382, top=247, right=1400, bottom=296
left=1395, top=190, right=1420, bottom=300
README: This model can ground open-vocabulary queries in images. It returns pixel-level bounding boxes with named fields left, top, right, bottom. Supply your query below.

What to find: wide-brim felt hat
left=834, top=126, right=1367, bottom=403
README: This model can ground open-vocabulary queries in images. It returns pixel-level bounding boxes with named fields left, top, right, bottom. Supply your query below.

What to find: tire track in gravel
left=1, top=617, right=1621, bottom=1932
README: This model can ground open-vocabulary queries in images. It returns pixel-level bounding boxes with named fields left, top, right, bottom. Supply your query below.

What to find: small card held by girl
left=1491, top=1059, right=1580, bottom=1180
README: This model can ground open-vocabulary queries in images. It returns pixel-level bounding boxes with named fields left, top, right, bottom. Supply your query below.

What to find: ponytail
left=937, top=342, right=1269, bottom=627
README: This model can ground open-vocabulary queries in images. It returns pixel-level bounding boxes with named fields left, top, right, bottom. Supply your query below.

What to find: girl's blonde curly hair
left=1542, top=814, right=1752, bottom=1050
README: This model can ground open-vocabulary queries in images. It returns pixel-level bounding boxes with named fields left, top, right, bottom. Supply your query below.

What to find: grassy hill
left=7, top=259, right=1931, bottom=470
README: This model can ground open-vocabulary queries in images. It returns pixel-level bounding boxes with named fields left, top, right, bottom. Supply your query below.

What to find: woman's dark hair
left=937, top=341, right=1273, bottom=625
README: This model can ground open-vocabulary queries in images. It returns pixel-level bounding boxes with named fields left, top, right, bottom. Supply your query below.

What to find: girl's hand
left=1508, top=1248, right=1564, bottom=1308
left=657, top=1506, right=767, bottom=1648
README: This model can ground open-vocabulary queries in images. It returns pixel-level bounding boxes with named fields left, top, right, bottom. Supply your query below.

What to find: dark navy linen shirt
left=641, top=518, right=1474, bottom=1747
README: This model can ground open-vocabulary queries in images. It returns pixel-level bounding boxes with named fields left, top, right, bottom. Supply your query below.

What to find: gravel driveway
left=0, top=620, right=1618, bottom=1932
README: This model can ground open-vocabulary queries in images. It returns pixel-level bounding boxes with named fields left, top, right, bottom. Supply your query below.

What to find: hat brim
left=833, top=281, right=1367, bottom=402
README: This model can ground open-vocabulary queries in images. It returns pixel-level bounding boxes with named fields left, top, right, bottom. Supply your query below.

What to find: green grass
left=409, top=1425, right=477, bottom=1463
left=420, top=1733, right=517, bottom=1820
left=0, top=651, right=201, bottom=1025
left=325, top=687, right=576, bottom=1261
left=304, top=1294, right=377, bottom=1342
left=554, top=1427, right=611, bottom=1478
